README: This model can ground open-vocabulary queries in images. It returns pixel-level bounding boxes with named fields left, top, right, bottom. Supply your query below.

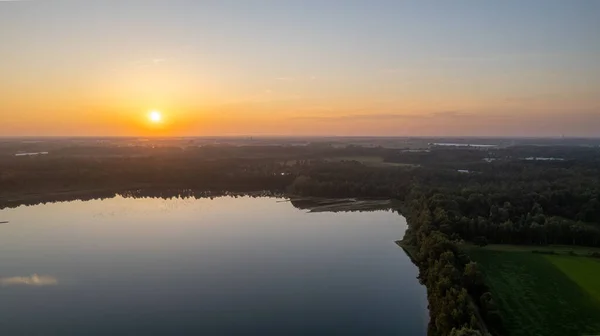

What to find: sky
left=1, top=0, right=599, bottom=137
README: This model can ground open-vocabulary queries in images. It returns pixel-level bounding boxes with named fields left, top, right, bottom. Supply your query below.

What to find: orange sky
left=1, top=1, right=599, bottom=137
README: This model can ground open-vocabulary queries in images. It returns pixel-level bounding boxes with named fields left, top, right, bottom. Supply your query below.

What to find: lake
left=0, top=196, right=427, bottom=335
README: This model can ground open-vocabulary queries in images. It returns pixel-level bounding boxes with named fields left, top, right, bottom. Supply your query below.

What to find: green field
left=464, top=243, right=600, bottom=254
left=468, top=249, right=600, bottom=336
left=546, top=255, right=600, bottom=302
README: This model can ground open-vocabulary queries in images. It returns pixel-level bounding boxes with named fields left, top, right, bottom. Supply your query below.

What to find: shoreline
left=0, top=187, right=283, bottom=209
left=395, top=240, right=419, bottom=264
left=0, top=188, right=401, bottom=213
left=395, top=240, right=492, bottom=335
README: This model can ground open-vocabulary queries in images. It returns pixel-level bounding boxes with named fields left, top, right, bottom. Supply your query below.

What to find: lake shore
left=0, top=186, right=284, bottom=209
left=0, top=187, right=400, bottom=213
left=289, top=197, right=401, bottom=212
left=395, top=240, right=418, bottom=263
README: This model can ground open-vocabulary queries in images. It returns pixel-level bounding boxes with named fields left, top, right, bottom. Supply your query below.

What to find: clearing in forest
left=467, top=249, right=600, bottom=336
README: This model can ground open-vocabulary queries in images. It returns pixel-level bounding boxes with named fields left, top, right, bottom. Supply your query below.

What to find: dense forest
left=290, top=157, right=600, bottom=248
left=400, top=190, right=503, bottom=335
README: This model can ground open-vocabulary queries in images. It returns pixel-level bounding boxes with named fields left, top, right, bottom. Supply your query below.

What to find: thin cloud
left=0, top=274, right=58, bottom=287
left=294, top=111, right=470, bottom=122
left=275, top=77, right=295, bottom=81
left=293, top=113, right=422, bottom=121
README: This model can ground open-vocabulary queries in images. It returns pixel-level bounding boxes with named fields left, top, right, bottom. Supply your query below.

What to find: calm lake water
left=0, top=196, right=427, bottom=335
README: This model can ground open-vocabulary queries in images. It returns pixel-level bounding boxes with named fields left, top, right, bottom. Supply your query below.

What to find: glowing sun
left=148, top=110, right=162, bottom=123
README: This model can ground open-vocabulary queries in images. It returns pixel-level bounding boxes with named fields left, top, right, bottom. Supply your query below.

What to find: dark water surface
left=0, top=196, right=427, bottom=335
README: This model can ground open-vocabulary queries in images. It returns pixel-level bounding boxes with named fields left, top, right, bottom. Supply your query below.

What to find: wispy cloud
left=275, top=77, right=295, bottom=81
left=293, top=113, right=420, bottom=121
left=294, top=111, right=470, bottom=122
left=0, top=274, right=58, bottom=287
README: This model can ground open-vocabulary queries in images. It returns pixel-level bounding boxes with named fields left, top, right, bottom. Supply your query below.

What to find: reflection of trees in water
left=0, top=188, right=395, bottom=214
left=1, top=190, right=120, bottom=210
left=0, top=188, right=284, bottom=210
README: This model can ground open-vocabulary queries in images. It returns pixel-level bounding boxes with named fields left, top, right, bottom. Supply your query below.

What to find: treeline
left=0, top=189, right=280, bottom=210
left=0, top=156, right=295, bottom=198
left=288, top=161, right=413, bottom=198
left=433, top=194, right=600, bottom=247
left=414, top=163, right=600, bottom=246
left=402, top=190, right=503, bottom=336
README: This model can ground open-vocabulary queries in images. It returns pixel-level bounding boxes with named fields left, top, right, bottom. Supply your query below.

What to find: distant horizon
left=2, top=135, right=599, bottom=140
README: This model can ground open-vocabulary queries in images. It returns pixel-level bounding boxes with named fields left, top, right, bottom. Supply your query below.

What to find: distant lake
left=0, top=196, right=427, bottom=335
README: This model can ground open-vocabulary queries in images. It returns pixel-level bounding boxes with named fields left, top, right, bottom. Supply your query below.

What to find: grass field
left=468, top=249, right=600, bottom=336
left=462, top=243, right=600, bottom=255
left=546, top=255, right=600, bottom=302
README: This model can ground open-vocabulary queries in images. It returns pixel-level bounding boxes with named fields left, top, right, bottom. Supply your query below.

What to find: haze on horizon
left=1, top=0, right=599, bottom=137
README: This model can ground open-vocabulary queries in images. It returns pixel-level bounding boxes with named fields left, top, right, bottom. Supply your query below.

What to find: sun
left=148, top=110, right=162, bottom=123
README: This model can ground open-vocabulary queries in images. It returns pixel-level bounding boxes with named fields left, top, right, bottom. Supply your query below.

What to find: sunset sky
left=1, top=0, right=599, bottom=137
